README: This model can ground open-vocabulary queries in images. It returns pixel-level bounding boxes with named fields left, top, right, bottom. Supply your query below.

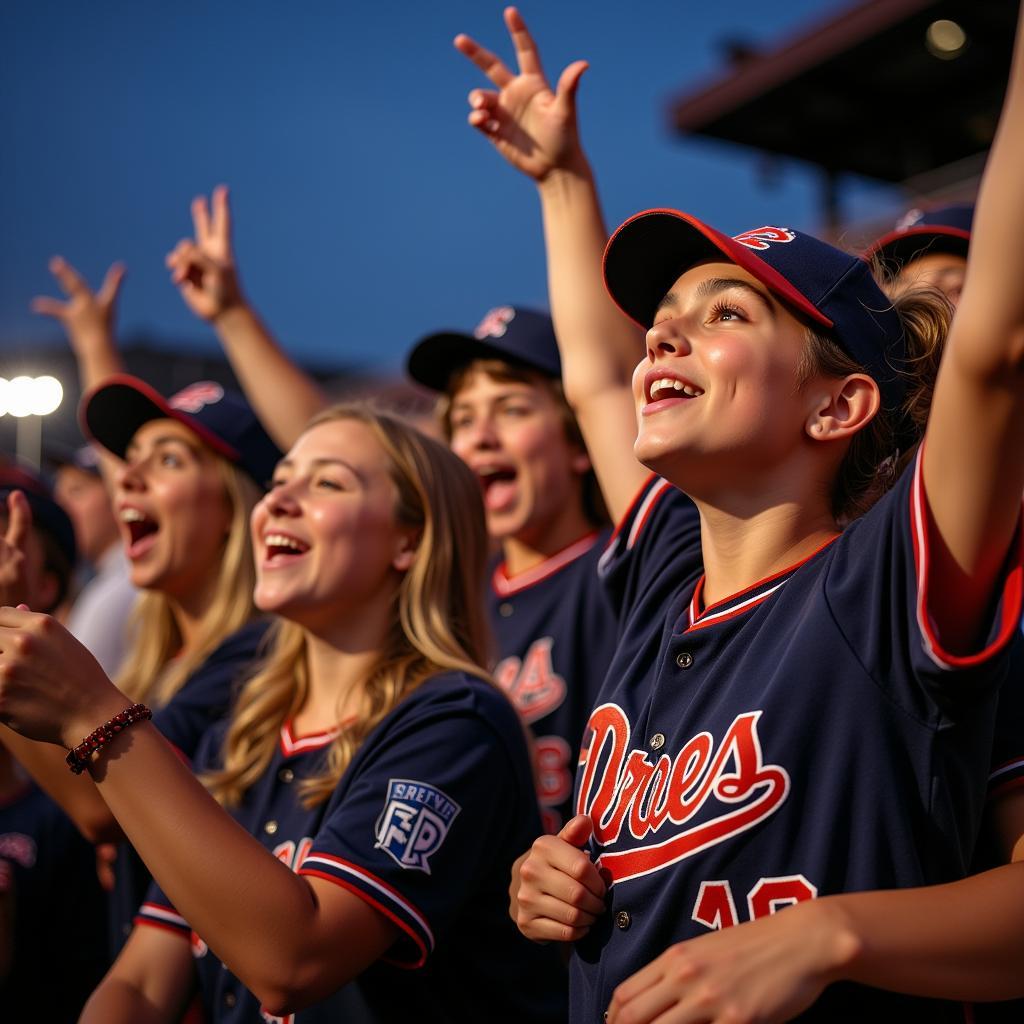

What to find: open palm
left=455, top=7, right=588, bottom=182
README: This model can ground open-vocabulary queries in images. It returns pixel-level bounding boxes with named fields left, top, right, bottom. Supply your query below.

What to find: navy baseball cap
left=603, top=210, right=907, bottom=414
left=407, top=306, right=561, bottom=393
left=865, top=204, right=973, bottom=274
left=0, top=463, right=77, bottom=570
left=43, top=442, right=102, bottom=478
left=81, top=375, right=281, bottom=488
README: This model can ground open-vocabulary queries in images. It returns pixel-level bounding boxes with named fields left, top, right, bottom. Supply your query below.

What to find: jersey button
left=278, top=768, right=295, bottom=784
left=263, top=820, right=279, bottom=835
left=498, top=602, right=514, bottom=617
left=676, top=651, right=693, bottom=669
left=650, top=733, right=665, bottom=750
left=224, top=992, right=237, bottom=1008
left=615, top=910, right=631, bottom=930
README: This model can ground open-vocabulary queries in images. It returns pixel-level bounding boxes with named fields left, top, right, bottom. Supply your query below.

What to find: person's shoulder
left=391, top=671, right=521, bottom=735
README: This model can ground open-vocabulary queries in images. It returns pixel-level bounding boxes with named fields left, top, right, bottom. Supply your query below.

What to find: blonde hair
left=205, top=404, right=493, bottom=809
left=796, top=276, right=951, bottom=521
left=117, top=457, right=261, bottom=707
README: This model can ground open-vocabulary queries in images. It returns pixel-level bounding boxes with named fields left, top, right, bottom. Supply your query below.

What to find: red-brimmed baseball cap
left=864, top=204, right=973, bottom=275
left=603, top=209, right=907, bottom=414
left=81, top=375, right=281, bottom=488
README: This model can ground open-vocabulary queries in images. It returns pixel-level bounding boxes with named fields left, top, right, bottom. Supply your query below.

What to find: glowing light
left=0, top=375, right=64, bottom=417
left=926, top=20, right=967, bottom=59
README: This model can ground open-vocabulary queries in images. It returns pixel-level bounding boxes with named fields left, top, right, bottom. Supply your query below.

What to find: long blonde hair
left=117, top=456, right=261, bottom=707
left=205, top=404, right=492, bottom=809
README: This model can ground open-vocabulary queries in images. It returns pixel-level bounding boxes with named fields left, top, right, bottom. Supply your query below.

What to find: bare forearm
left=0, top=726, right=120, bottom=843
left=820, top=863, right=1024, bottom=1001
left=90, top=721, right=330, bottom=999
left=212, top=305, right=329, bottom=450
left=538, top=164, right=642, bottom=393
left=537, top=165, right=647, bottom=520
left=72, top=329, right=125, bottom=393
left=79, top=979, right=175, bottom=1024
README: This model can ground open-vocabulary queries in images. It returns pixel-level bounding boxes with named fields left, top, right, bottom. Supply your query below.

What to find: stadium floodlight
left=0, top=374, right=65, bottom=468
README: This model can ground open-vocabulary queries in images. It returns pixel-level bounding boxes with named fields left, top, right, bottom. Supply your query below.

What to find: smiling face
left=633, top=261, right=823, bottom=490
left=115, top=419, right=233, bottom=599
left=447, top=367, right=591, bottom=547
left=251, top=419, right=415, bottom=631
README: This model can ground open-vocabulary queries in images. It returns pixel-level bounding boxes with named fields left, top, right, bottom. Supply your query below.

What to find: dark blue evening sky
left=3, top=0, right=902, bottom=373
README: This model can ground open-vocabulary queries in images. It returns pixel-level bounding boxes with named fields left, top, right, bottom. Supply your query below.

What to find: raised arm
left=32, top=257, right=126, bottom=390
left=455, top=8, right=647, bottom=520
left=166, top=186, right=328, bottom=450
left=921, top=5, right=1024, bottom=653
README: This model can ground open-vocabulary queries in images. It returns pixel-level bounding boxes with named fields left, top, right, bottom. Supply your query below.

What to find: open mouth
left=476, top=466, right=519, bottom=513
left=264, top=533, right=311, bottom=563
left=648, top=377, right=704, bottom=403
left=120, top=507, right=159, bottom=558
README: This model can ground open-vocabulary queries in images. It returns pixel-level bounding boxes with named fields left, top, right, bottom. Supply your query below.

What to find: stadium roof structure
left=669, top=0, right=1015, bottom=191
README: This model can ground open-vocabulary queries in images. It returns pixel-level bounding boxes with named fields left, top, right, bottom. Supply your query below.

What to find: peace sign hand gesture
left=455, top=7, right=589, bottom=183
left=166, top=185, right=245, bottom=324
left=0, top=493, right=37, bottom=612
left=31, top=258, right=125, bottom=356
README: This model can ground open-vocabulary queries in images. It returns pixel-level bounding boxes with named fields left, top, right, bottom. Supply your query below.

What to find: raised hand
left=512, top=813, right=607, bottom=942
left=166, top=185, right=245, bottom=323
left=0, top=493, right=36, bottom=611
left=455, top=7, right=589, bottom=182
left=31, top=257, right=125, bottom=353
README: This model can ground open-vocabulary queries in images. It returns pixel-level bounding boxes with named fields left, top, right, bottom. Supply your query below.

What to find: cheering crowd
left=2, top=7, right=1023, bottom=1022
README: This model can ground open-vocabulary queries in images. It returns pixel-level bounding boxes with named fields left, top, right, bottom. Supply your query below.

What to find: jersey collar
left=492, top=531, right=600, bottom=596
left=685, top=534, right=839, bottom=633
left=280, top=720, right=350, bottom=757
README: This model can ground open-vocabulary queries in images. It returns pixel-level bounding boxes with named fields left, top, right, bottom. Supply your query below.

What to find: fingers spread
left=30, top=296, right=67, bottom=319
left=97, top=262, right=126, bottom=307
left=453, top=33, right=514, bottom=89
left=212, top=185, right=231, bottom=240
left=5, top=492, right=31, bottom=554
left=192, top=195, right=212, bottom=245
left=504, top=6, right=545, bottom=78
left=555, top=60, right=589, bottom=114
left=48, top=256, right=86, bottom=297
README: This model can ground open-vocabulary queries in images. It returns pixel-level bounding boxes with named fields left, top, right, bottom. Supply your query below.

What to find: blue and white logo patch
left=375, top=778, right=461, bottom=874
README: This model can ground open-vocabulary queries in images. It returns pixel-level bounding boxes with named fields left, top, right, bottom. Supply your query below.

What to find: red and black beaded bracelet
left=65, top=703, right=153, bottom=775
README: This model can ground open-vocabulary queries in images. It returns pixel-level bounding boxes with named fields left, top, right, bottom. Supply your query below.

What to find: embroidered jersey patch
left=375, top=779, right=461, bottom=874
left=170, top=381, right=225, bottom=413
left=474, top=306, right=515, bottom=339
left=732, top=226, right=796, bottom=251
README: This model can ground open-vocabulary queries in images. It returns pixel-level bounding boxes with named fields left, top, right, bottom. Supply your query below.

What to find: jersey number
left=691, top=875, right=817, bottom=930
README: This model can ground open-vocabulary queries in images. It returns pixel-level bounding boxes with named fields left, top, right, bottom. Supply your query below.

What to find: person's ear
left=805, top=373, right=880, bottom=443
left=392, top=529, right=421, bottom=573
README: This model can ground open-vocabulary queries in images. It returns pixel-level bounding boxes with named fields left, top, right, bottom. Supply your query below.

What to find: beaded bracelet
left=65, top=703, right=152, bottom=775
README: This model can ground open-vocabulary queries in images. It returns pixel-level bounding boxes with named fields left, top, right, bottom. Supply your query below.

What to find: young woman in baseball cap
left=0, top=405, right=565, bottom=1023
left=163, top=184, right=620, bottom=837
left=459, top=7, right=1024, bottom=1022
left=11, top=266, right=280, bottom=950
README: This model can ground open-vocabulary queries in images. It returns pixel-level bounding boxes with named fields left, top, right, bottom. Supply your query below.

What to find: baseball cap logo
left=474, top=306, right=516, bottom=340
left=170, top=381, right=225, bottom=414
left=733, top=226, right=797, bottom=251
left=895, top=208, right=925, bottom=232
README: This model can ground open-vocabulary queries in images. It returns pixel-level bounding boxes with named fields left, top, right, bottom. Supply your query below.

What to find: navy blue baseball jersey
left=489, top=529, right=618, bottom=832
left=110, top=619, right=271, bottom=953
left=570, top=452, right=1022, bottom=1022
left=137, top=671, right=567, bottom=1024
left=0, top=779, right=108, bottom=1022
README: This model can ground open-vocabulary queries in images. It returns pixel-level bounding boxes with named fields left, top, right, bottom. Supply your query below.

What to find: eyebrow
left=125, top=434, right=200, bottom=459
left=274, top=456, right=365, bottom=482
left=655, top=277, right=775, bottom=318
